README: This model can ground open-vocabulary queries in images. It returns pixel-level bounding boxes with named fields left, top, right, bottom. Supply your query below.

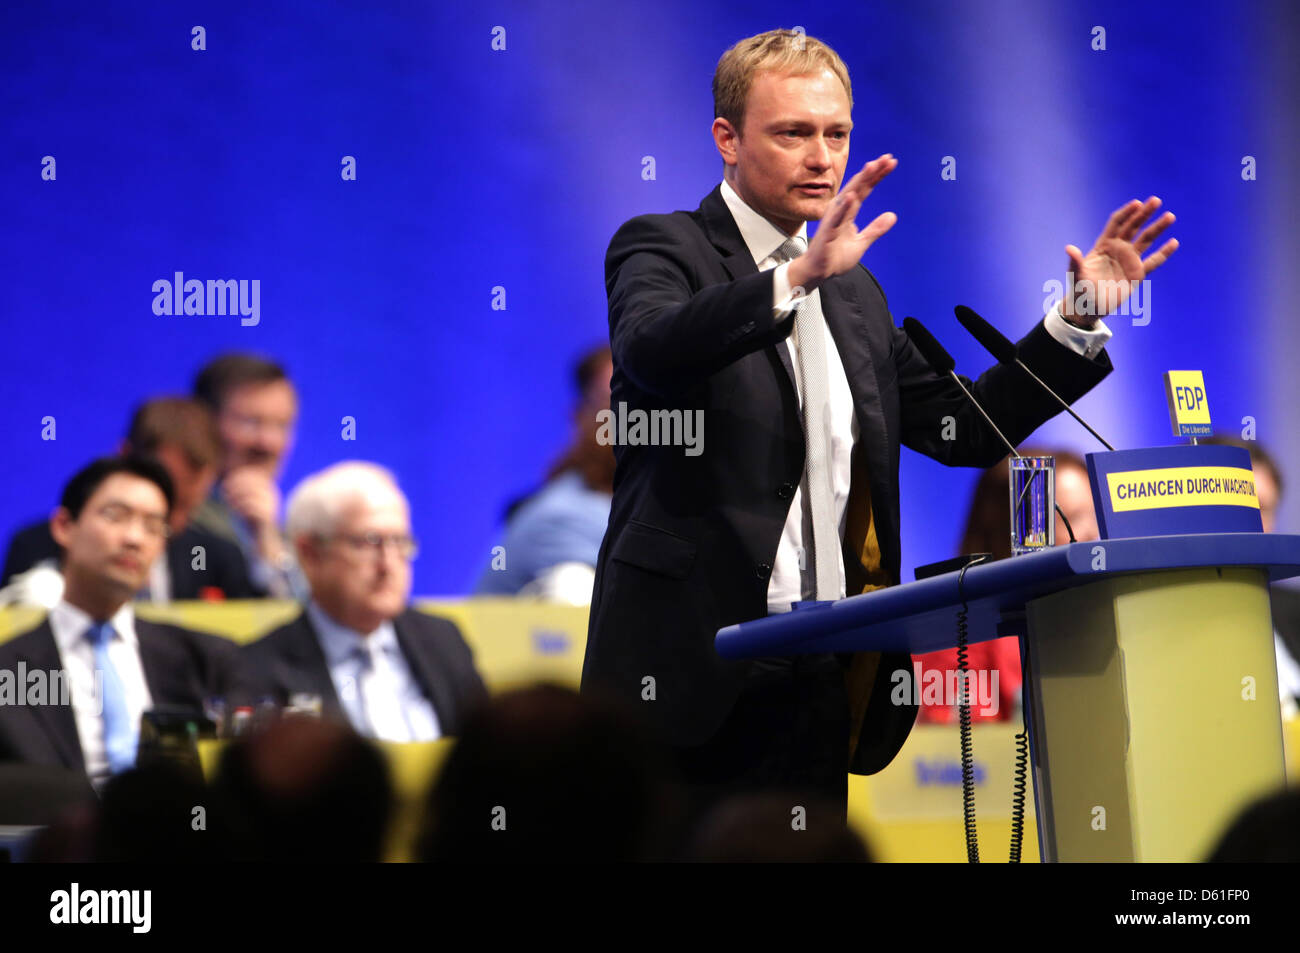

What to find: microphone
left=953, top=305, right=1115, bottom=451
left=902, top=317, right=1019, bottom=460
left=902, top=316, right=1076, bottom=543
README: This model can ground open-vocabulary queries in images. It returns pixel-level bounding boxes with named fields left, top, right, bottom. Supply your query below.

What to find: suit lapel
left=821, top=278, right=887, bottom=452
left=697, top=185, right=894, bottom=474
left=392, top=611, right=459, bottom=735
left=700, top=186, right=760, bottom=285
left=137, top=621, right=181, bottom=703
left=26, top=622, right=85, bottom=770
left=698, top=185, right=800, bottom=393
left=828, top=278, right=898, bottom=514
left=288, top=612, right=345, bottom=712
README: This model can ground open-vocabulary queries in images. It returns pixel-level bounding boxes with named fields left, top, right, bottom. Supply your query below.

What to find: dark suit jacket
left=241, top=608, right=488, bottom=737
left=1, top=519, right=260, bottom=600
left=0, top=617, right=249, bottom=771
left=581, top=185, right=1113, bottom=771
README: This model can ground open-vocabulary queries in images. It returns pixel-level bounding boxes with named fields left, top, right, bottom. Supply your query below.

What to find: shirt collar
left=306, top=600, right=398, bottom=667
left=49, top=599, right=137, bottom=652
left=719, top=179, right=808, bottom=268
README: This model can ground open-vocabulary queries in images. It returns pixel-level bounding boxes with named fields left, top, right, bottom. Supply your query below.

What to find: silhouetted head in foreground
left=686, top=792, right=873, bottom=862
left=419, top=683, right=681, bottom=862
left=1207, top=786, right=1300, bottom=862
left=212, top=717, right=393, bottom=861
left=93, top=760, right=216, bottom=862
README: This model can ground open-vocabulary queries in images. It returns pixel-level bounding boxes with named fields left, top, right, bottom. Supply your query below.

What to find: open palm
left=1064, top=197, right=1179, bottom=324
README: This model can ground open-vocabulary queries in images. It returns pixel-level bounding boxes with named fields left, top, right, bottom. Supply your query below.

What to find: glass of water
left=1009, top=455, right=1055, bottom=555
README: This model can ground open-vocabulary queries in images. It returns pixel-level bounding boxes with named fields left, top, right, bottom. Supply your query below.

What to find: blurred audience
left=475, top=345, right=614, bottom=603
left=22, top=720, right=394, bottom=862
left=0, top=457, right=248, bottom=788
left=419, top=683, right=682, bottom=862
left=1206, top=785, right=1300, bottom=862
left=192, top=353, right=304, bottom=599
left=90, top=759, right=219, bottom=862
left=685, top=792, right=872, bottom=862
left=243, top=462, right=487, bottom=741
left=916, top=447, right=1096, bottom=724
left=1202, top=435, right=1283, bottom=534
left=210, top=717, right=393, bottom=862
left=1202, top=435, right=1300, bottom=715
left=1, top=397, right=259, bottom=606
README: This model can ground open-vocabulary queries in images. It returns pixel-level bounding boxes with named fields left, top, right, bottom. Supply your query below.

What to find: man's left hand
left=1063, top=196, right=1179, bottom=327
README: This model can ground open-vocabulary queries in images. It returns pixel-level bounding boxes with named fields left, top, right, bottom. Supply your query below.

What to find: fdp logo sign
left=1164, top=370, right=1211, bottom=437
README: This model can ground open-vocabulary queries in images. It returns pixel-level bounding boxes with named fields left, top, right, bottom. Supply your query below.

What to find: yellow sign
left=1106, top=466, right=1259, bottom=512
left=1164, top=370, right=1211, bottom=437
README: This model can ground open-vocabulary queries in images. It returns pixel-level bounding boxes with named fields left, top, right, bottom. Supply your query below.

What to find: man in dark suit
left=581, top=28, right=1179, bottom=818
left=243, top=462, right=486, bottom=739
left=1, top=397, right=258, bottom=602
left=191, top=353, right=303, bottom=599
left=0, top=457, right=248, bottom=787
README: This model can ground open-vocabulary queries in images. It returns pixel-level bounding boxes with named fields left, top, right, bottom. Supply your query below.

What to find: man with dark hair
left=191, top=352, right=302, bottom=598
left=2, top=397, right=259, bottom=602
left=0, top=456, right=248, bottom=788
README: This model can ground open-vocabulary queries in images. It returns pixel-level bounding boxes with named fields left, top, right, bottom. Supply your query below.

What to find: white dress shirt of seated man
left=46, top=457, right=175, bottom=782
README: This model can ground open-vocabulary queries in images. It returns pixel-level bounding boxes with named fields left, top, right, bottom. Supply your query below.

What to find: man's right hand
left=788, top=153, right=898, bottom=296
left=221, top=467, right=286, bottom=563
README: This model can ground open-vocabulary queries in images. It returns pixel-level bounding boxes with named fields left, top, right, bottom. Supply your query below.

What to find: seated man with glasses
left=1, top=397, right=260, bottom=605
left=0, top=456, right=249, bottom=788
left=243, top=462, right=487, bottom=741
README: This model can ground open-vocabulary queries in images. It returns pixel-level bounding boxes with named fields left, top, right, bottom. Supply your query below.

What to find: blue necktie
left=85, top=621, right=137, bottom=774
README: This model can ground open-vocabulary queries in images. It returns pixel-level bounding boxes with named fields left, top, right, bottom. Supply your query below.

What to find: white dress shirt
left=306, top=602, right=441, bottom=742
left=144, top=552, right=171, bottom=603
left=1276, top=633, right=1300, bottom=719
left=717, top=179, right=1111, bottom=613
left=48, top=599, right=153, bottom=785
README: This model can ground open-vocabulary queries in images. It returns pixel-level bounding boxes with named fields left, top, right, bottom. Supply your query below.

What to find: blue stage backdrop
left=2, top=0, right=1297, bottom=595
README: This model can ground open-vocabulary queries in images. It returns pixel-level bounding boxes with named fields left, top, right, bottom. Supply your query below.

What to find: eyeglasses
left=320, top=532, right=418, bottom=560
left=95, top=503, right=170, bottom=539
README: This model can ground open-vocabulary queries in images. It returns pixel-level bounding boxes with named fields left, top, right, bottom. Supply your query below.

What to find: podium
left=716, top=532, right=1300, bottom=861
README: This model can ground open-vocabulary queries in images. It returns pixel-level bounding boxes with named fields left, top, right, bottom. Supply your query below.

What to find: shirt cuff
left=1044, top=301, right=1112, bottom=360
left=772, top=261, right=800, bottom=321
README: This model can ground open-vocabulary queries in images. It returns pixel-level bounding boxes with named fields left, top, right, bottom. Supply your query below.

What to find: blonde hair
left=713, top=29, right=853, bottom=133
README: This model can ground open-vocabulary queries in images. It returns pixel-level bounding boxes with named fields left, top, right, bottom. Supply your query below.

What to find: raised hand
left=1063, top=196, right=1179, bottom=326
left=788, top=154, right=898, bottom=295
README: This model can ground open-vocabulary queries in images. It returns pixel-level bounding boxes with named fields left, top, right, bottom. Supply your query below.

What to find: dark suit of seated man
left=242, top=462, right=487, bottom=740
left=0, top=457, right=248, bottom=788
